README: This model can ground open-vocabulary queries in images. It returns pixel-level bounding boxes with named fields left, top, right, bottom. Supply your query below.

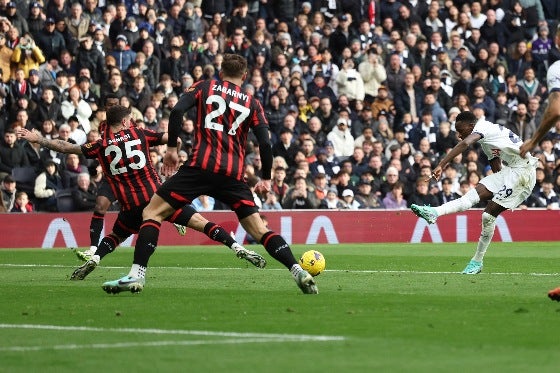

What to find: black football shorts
left=157, top=166, right=259, bottom=219
left=97, top=177, right=117, bottom=201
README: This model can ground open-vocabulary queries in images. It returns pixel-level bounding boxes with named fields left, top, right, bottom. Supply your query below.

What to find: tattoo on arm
left=38, top=137, right=82, bottom=154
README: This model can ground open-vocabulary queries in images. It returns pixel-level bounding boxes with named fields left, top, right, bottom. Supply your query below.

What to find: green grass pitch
left=1, top=242, right=560, bottom=372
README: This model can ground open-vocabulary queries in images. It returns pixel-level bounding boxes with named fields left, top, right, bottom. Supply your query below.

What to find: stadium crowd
left=1, top=0, right=560, bottom=213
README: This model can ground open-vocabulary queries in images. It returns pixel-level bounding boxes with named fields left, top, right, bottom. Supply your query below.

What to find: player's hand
left=430, top=166, right=443, bottom=182
left=254, top=179, right=271, bottom=195
left=16, top=128, right=40, bottom=143
left=162, top=148, right=179, bottom=177
left=519, top=139, right=534, bottom=158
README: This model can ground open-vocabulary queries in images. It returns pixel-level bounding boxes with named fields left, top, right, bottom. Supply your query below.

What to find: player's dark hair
left=106, top=105, right=131, bottom=127
left=222, top=54, right=247, bottom=78
left=455, top=111, right=477, bottom=127
left=103, top=93, right=120, bottom=108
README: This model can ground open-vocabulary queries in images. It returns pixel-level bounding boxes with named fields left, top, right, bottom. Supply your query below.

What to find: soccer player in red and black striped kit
left=18, top=105, right=265, bottom=281
left=105, top=54, right=319, bottom=294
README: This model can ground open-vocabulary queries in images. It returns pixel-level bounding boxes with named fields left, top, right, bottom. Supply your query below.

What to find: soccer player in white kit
left=520, top=40, right=560, bottom=300
left=412, top=111, right=538, bottom=275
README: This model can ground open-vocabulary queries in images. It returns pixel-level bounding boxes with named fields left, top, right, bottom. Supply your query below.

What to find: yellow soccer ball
left=299, top=250, right=326, bottom=276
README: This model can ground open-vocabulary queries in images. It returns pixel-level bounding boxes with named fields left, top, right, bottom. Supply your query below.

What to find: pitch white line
left=0, top=324, right=345, bottom=341
left=0, top=263, right=558, bottom=276
left=0, top=338, right=327, bottom=352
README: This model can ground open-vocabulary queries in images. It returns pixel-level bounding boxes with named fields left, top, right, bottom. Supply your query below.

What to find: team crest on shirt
left=491, top=148, right=501, bottom=157
left=84, top=143, right=93, bottom=148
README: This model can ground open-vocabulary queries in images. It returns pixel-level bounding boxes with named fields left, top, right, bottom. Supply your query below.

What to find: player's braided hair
left=106, top=105, right=131, bottom=127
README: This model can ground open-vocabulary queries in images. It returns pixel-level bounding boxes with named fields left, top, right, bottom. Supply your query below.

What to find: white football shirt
left=472, top=120, right=539, bottom=167
left=547, top=60, right=560, bottom=92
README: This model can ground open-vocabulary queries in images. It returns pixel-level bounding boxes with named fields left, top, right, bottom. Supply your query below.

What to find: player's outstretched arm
left=17, top=128, right=83, bottom=155
left=520, top=91, right=560, bottom=157
left=431, top=133, right=481, bottom=181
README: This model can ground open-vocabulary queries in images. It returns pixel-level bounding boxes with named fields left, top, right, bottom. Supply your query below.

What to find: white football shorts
left=480, top=165, right=536, bottom=209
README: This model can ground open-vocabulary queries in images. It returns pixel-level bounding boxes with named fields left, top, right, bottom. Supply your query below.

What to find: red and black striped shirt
left=81, top=127, right=164, bottom=210
left=170, top=79, right=268, bottom=181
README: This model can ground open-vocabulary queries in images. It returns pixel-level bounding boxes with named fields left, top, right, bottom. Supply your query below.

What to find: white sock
left=85, top=246, right=97, bottom=255
left=473, top=212, right=496, bottom=262
left=128, top=264, right=147, bottom=279
left=91, top=254, right=100, bottom=264
left=290, top=264, right=304, bottom=279
left=435, top=188, right=480, bottom=216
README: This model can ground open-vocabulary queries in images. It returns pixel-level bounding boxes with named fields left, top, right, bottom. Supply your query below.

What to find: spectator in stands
left=110, top=34, right=136, bottom=72
left=327, top=117, right=354, bottom=158
left=382, top=181, right=407, bottom=209
left=0, top=129, right=29, bottom=180
left=262, top=191, right=282, bottom=210
left=319, top=186, right=344, bottom=209
left=62, top=152, right=87, bottom=188
left=407, top=178, right=439, bottom=208
left=76, top=35, right=105, bottom=87
left=359, top=48, right=386, bottom=104
left=527, top=96, right=543, bottom=127
left=83, top=0, right=101, bottom=25
left=67, top=115, right=86, bottom=145
left=435, top=121, right=459, bottom=155
left=10, top=190, right=33, bottom=213
left=34, top=158, right=63, bottom=211
left=272, top=127, right=299, bottom=168
left=313, top=97, right=336, bottom=135
left=507, top=40, right=532, bottom=80
left=11, top=33, right=45, bottom=79
left=309, top=147, right=336, bottom=180
left=340, top=188, right=361, bottom=209
left=354, top=180, right=384, bottom=209
left=518, top=66, right=542, bottom=100
left=71, top=172, right=96, bottom=211
left=65, top=2, right=89, bottom=42
left=385, top=52, right=407, bottom=95
left=101, top=71, right=126, bottom=101
left=307, top=72, right=337, bottom=106
left=329, top=14, right=355, bottom=65
left=437, top=177, right=461, bottom=205
left=370, top=85, right=393, bottom=121
left=470, top=83, right=496, bottom=121
left=311, top=172, right=328, bottom=201
left=39, top=119, right=58, bottom=140
left=506, top=102, right=536, bottom=141
left=1, top=174, right=16, bottom=211
left=61, top=85, right=92, bottom=133
left=282, top=176, right=319, bottom=209
left=0, top=33, right=12, bottom=84
left=534, top=177, right=559, bottom=209
left=335, top=57, right=365, bottom=104
left=109, top=2, right=127, bottom=47
left=28, top=2, right=45, bottom=40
